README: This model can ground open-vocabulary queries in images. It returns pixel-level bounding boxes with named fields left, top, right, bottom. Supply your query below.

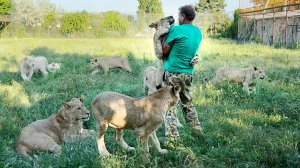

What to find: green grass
left=0, top=38, right=299, bottom=167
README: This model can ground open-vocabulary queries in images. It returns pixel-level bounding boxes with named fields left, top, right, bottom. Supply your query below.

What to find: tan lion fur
left=15, top=98, right=93, bottom=159
left=90, top=56, right=132, bottom=75
left=20, top=55, right=50, bottom=81
left=149, top=16, right=175, bottom=60
left=143, top=66, right=164, bottom=95
left=211, top=67, right=266, bottom=93
left=91, top=85, right=181, bottom=158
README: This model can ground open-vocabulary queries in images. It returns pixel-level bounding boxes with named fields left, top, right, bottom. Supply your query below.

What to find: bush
left=61, top=12, right=89, bottom=34
left=43, top=12, right=56, bottom=29
left=0, top=0, right=13, bottom=15
left=102, top=11, right=129, bottom=32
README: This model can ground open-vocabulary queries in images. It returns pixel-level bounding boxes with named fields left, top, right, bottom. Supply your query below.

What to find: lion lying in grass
left=15, top=98, right=93, bottom=159
left=211, top=67, right=266, bottom=93
left=90, top=56, right=132, bottom=75
left=91, top=83, right=181, bottom=159
left=20, top=55, right=50, bottom=81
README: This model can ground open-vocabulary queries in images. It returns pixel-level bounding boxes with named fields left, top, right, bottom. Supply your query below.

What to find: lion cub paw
left=158, top=148, right=168, bottom=154
left=127, top=146, right=135, bottom=151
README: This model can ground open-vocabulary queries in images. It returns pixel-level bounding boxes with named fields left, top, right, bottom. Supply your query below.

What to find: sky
left=48, top=0, right=250, bottom=16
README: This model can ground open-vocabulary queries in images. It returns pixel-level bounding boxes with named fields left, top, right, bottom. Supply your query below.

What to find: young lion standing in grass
left=162, top=5, right=203, bottom=142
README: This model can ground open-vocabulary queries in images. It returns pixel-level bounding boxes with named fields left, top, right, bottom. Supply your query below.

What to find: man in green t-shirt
left=162, top=5, right=203, bottom=141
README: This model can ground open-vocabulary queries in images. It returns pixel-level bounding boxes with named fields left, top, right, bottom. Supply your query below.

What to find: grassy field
left=0, top=38, right=299, bottom=167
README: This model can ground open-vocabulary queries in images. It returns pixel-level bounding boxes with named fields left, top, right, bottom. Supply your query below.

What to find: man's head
left=178, top=5, right=196, bottom=25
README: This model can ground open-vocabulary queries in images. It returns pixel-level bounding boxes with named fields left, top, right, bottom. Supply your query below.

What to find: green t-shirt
left=164, top=24, right=202, bottom=74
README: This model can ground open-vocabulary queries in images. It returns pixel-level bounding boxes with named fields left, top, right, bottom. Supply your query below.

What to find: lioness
left=90, top=56, right=132, bottom=75
left=15, top=98, right=93, bottom=159
left=211, top=67, right=266, bottom=93
left=20, top=55, right=51, bottom=81
left=91, top=84, right=181, bottom=158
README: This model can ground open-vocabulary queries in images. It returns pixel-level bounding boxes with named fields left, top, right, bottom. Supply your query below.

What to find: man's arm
left=161, top=35, right=172, bottom=57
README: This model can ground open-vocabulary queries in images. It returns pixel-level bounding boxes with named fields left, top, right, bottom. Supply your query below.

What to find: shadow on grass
left=0, top=46, right=163, bottom=167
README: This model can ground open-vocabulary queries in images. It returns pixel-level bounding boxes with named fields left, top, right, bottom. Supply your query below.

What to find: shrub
left=61, top=12, right=89, bottom=34
left=102, top=11, right=129, bottom=32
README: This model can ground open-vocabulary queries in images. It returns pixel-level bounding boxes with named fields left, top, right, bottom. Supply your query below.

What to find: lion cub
left=20, top=55, right=50, bottom=81
left=91, top=85, right=181, bottom=157
left=143, top=66, right=164, bottom=95
left=90, top=56, right=132, bottom=75
left=16, top=98, right=93, bottom=159
left=211, top=67, right=266, bottom=93
left=149, top=16, right=175, bottom=60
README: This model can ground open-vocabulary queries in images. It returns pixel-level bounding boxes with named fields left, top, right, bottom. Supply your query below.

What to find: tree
left=137, top=0, right=163, bottom=32
left=0, top=0, right=13, bottom=15
left=250, top=0, right=269, bottom=7
left=61, top=12, right=89, bottom=34
left=102, top=11, right=129, bottom=32
left=15, top=0, right=56, bottom=27
left=137, top=0, right=163, bottom=14
left=196, top=0, right=226, bottom=13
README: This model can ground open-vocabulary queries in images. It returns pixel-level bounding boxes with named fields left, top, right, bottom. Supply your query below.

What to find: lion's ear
left=79, top=97, right=83, bottom=103
left=172, top=85, right=181, bottom=95
left=63, top=102, right=71, bottom=109
left=61, top=110, right=70, bottom=120
left=253, top=67, right=257, bottom=71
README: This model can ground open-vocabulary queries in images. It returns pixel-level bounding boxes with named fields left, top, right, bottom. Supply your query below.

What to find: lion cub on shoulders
left=20, top=55, right=50, bottom=81
left=16, top=98, right=93, bottom=159
left=90, top=56, right=132, bottom=75
left=91, top=83, right=181, bottom=158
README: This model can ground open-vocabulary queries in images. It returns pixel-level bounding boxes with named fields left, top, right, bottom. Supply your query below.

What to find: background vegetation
left=0, top=38, right=299, bottom=167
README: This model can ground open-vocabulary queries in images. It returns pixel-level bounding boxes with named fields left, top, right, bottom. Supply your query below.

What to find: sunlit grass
left=0, top=81, right=31, bottom=108
left=0, top=38, right=299, bottom=167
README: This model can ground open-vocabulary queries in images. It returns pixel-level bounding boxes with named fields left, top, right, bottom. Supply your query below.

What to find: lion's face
left=254, top=67, right=266, bottom=80
left=63, top=98, right=90, bottom=121
left=90, top=59, right=99, bottom=69
left=24, top=56, right=35, bottom=68
left=149, top=16, right=175, bottom=29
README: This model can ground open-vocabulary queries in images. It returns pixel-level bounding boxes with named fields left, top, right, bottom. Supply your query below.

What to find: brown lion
left=91, top=84, right=181, bottom=159
left=211, top=67, right=266, bottom=93
left=15, top=98, right=93, bottom=159
left=90, top=56, right=132, bottom=75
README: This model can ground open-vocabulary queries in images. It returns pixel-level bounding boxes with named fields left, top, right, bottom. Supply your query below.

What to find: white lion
left=20, top=56, right=50, bottom=81
left=48, top=63, right=61, bottom=73
left=211, top=67, right=266, bottom=93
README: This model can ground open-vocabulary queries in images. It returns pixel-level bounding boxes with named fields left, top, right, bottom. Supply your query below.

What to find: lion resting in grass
left=90, top=56, right=132, bottom=75
left=20, top=55, right=50, bottom=81
left=91, top=84, right=181, bottom=159
left=211, top=67, right=266, bottom=93
left=15, top=98, right=93, bottom=159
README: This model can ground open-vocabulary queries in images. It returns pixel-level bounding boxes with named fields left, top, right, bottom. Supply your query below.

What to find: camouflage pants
left=163, top=71, right=202, bottom=138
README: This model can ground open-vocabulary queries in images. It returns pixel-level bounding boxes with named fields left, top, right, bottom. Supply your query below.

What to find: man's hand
left=190, top=55, right=199, bottom=66
left=160, top=35, right=167, bottom=44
